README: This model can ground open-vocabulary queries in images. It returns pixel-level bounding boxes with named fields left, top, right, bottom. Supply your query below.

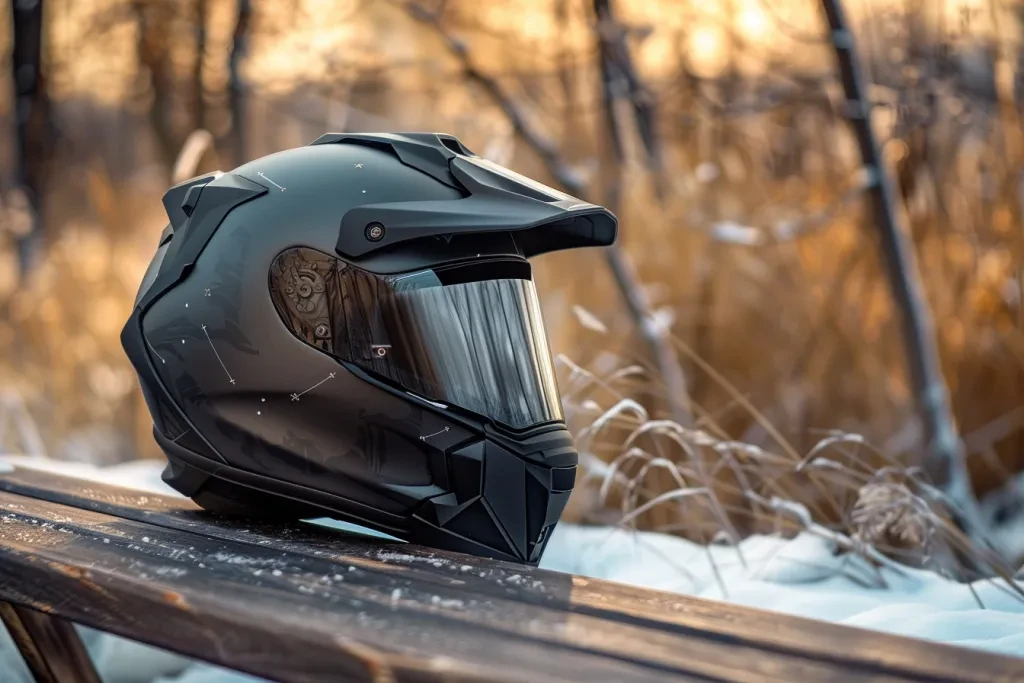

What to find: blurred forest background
left=2, top=0, right=1024, bottom=573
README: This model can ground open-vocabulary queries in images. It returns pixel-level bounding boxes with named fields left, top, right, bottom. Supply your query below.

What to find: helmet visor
left=270, top=247, right=563, bottom=429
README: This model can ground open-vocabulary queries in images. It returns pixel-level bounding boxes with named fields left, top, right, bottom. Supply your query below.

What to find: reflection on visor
left=269, top=247, right=563, bottom=429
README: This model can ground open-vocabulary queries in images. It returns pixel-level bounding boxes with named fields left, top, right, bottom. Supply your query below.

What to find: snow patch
left=0, top=455, right=175, bottom=496
left=539, top=524, right=1024, bottom=658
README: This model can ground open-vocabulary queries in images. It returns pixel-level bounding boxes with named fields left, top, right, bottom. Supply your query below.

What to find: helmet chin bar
left=411, top=427, right=577, bottom=564
left=339, top=362, right=577, bottom=565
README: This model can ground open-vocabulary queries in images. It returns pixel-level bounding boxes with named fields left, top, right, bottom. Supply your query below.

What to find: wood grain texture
left=0, top=467, right=1021, bottom=683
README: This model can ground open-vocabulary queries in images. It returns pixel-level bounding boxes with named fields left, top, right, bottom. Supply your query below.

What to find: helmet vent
left=439, top=136, right=468, bottom=155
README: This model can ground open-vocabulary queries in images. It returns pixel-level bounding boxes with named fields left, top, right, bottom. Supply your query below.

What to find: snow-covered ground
left=542, top=525, right=1024, bottom=657
left=1, top=456, right=1022, bottom=682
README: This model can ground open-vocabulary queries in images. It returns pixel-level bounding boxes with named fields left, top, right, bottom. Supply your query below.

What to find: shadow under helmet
left=122, top=132, right=617, bottom=565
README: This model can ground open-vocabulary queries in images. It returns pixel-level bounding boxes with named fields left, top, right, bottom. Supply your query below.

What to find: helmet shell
left=123, top=133, right=616, bottom=564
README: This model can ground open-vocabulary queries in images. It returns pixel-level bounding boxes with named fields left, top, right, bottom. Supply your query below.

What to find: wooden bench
left=0, top=465, right=1020, bottom=682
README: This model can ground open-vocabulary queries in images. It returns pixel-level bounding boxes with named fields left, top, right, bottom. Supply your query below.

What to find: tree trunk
left=229, top=0, right=252, bottom=166
left=134, top=0, right=178, bottom=167
left=819, top=0, right=984, bottom=534
left=10, top=0, right=51, bottom=279
left=193, top=0, right=207, bottom=133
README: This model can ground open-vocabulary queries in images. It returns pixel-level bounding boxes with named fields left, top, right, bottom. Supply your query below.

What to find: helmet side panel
left=128, top=138, right=583, bottom=564
left=140, top=144, right=474, bottom=516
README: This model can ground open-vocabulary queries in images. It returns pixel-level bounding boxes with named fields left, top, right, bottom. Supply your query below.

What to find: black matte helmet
left=122, top=132, right=617, bottom=564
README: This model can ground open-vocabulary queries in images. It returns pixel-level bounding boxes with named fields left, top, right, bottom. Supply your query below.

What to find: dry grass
left=534, top=53, right=1024, bottom=575
left=539, top=97, right=1024, bottom=493
left=557, top=321, right=1024, bottom=584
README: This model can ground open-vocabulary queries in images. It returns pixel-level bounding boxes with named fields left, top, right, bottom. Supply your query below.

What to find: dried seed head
left=852, top=482, right=934, bottom=549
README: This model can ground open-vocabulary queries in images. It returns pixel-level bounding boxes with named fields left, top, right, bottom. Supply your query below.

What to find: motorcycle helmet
left=122, top=132, right=617, bottom=565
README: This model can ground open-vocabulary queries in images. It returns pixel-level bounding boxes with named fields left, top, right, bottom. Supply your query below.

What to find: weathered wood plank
left=0, top=490, right=939, bottom=683
left=2, top=466, right=1021, bottom=683
left=0, top=492, right=698, bottom=683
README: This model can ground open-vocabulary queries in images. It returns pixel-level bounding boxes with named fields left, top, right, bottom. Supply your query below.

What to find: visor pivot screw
left=376, top=347, right=387, bottom=357
left=365, top=222, right=385, bottom=242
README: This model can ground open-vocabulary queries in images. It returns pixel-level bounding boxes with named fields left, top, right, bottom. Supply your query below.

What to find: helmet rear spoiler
left=146, top=171, right=265, bottom=313
left=161, top=171, right=223, bottom=234
left=309, top=132, right=617, bottom=260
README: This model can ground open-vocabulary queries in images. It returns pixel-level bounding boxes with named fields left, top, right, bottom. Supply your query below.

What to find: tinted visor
left=270, top=247, right=562, bottom=429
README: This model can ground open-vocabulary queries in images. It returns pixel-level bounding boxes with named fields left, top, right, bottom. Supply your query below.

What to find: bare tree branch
left=593, top=0, right=692, bottom=427
left=819, top=0, right=986, bottom=537
left=400, top=1, right=692, bottom=424
left=404, top=3, right=586, bottom=192
left=592, top=0, right=663, bottom=182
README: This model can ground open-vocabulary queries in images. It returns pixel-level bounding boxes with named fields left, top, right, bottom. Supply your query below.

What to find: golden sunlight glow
left=736, top=1, right=770, bottom=42
left=687, top=26, right=729, bottom=78
left=29, top=0, right=989, bottom=102
left=638, top=29, right=678, bottom=79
